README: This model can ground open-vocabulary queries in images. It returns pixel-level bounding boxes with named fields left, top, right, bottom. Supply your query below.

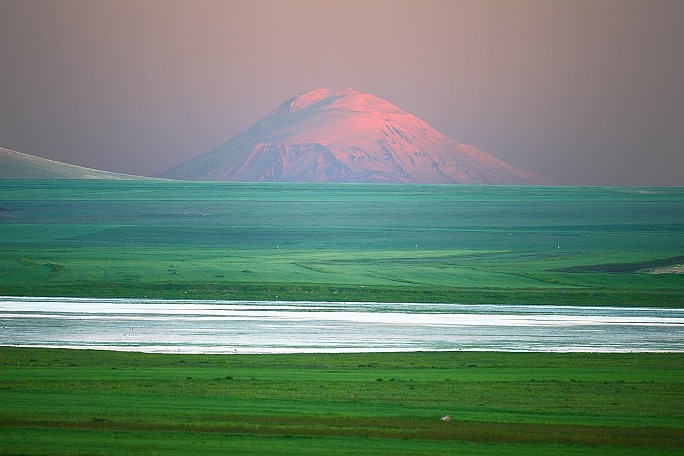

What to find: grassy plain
left=1, top=181, right=683, bottom=454
left=1, top=180, right=683, bottom=305
left=1, top=347, right=683, bottom=455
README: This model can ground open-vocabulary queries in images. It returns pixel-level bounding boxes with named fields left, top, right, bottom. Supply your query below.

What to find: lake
left=1, top=297, right=682, bottom=353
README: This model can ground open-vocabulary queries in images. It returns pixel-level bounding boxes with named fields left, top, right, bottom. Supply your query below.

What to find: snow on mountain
left=162, top=88, right=550, bottom=184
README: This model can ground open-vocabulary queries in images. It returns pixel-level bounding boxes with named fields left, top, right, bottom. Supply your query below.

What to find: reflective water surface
left=1, top=297, right=682, bottom=353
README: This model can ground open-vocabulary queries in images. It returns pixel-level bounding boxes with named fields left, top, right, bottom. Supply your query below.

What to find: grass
left=1, top=347, right=683, bottom=454
left=1, top=181, right=683, bottom=453
left=1, top=180, right=683, bottom=306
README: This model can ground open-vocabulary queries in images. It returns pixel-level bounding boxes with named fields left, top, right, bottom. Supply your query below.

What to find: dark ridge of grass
left=555, top=255, right=684, bottom=274
left=2, top=282, right=684, bottom=307
left=3, top=417, right=682, bottom=447
left=2, top=347, right=683, bottom=370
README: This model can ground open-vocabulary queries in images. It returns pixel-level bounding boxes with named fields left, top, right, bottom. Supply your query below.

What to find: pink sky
left=1, top=0, right=682, bottom=185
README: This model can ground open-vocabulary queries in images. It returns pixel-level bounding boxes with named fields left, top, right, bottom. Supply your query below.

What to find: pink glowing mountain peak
left=163, top=89, right=549, bottom=184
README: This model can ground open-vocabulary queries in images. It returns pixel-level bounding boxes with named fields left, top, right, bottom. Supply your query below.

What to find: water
left=1, top=296, right=682, bottom=353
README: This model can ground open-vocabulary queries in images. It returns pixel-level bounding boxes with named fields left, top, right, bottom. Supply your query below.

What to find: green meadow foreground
left=0, top=180, right=683, bottom=305
left=1, top=348, right=683, bottom=455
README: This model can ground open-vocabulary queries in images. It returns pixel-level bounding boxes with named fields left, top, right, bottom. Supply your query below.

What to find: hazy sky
left=1, top=0, right=683, bottom=185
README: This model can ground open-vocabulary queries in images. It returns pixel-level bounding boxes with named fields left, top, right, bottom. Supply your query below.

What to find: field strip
left=2, top=417, right=682, bottom=447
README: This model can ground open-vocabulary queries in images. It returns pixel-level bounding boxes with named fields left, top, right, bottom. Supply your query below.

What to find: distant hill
left=0, top=147, right=145, bottom=179
left=163, top=88, right=550, bottom=184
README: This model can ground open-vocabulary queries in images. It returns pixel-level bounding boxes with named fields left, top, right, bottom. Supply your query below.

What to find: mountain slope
left=0, top=147, right=145, bottom=179
left=163, top=88, right=549, bottom=184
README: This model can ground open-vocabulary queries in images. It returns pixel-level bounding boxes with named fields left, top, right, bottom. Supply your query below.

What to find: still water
left=1, top=297, right=682, bottom=353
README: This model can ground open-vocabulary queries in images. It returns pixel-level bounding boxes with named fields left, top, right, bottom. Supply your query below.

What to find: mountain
left=0, top=147, right=145, bottom=179
left=163, top=88, right=549, bottom=184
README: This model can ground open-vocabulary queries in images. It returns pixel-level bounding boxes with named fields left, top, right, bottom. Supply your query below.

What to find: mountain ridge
left=162, top=88, right=550, bottom=184
left=0, top=147, right=147, bottom=180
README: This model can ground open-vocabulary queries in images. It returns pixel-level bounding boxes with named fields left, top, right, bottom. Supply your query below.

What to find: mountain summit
left=163, top=88, right=548, bottom=184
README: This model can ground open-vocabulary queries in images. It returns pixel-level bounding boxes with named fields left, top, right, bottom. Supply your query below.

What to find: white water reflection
left=1, top=297, right=682, bottom=353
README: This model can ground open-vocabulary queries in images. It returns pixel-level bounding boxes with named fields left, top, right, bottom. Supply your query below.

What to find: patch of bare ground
left=643, top=264, right=684, bottom=274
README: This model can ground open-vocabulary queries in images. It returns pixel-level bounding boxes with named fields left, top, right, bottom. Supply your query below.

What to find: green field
left=1, top=180, right=683, bottom=305
left=1, top=347, right=683, bottom=455
left=2, top=180, right=683, bottom=453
